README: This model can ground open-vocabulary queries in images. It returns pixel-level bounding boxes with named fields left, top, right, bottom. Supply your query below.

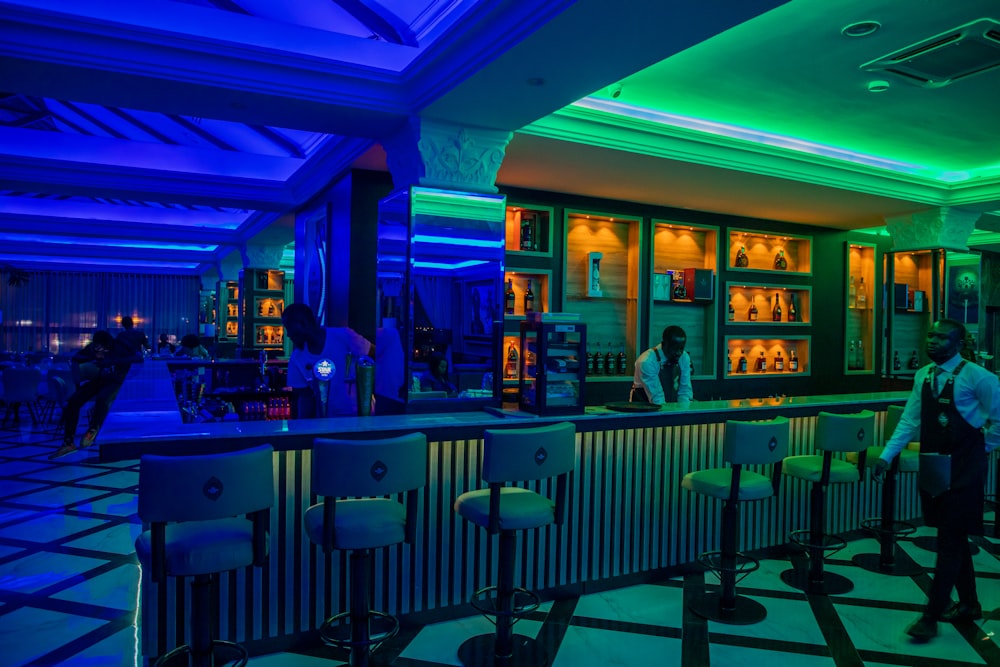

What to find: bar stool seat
left=304, top=432, right=427, bottom=667
left=781, top=410, right=874, bottom=595
left=682, top=416, right=789, bottom=624
left=454, top=421, right=576, bottom=667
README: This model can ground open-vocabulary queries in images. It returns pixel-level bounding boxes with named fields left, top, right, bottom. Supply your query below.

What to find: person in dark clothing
left=874, top=318, right=1000, bottom=640
left=419, top=351, right=458, bottom=396
left=118, top=315, right=149, bottom=358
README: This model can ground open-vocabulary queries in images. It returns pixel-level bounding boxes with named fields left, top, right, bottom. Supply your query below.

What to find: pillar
left=884, top=207, right=981, bottom=251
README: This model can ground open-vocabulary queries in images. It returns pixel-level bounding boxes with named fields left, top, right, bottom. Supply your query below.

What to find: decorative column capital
left=382, top=118, right=512, bottom=193
left=241, top=242, right=285, bottom=269
left=884, top=207, right=982, bottom=252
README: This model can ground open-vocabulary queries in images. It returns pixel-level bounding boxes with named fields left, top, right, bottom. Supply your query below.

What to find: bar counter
left=107, top=361, right=921, bottom=659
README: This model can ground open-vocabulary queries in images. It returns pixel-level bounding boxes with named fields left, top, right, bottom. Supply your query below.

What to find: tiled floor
left=1, top=418, right=998, bottom=666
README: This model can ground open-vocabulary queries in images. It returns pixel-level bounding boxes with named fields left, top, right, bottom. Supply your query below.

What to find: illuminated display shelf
left=846, top=242, right=876, bottom=375
left=505, top=204, right=553, bottom=257
left=728, top=228, right=812, bottom=275
left=726, top=282, right=810, bottom=326
left=884, top=249, right=945, bottom=377
left=217, top=280, right=239, bottom=342
left=651, top=220, right=718, bottom=379
left=724, top=336, right=810, bottom=379
left=240, top=268, right=285, bottom=351
left=503, top=270, right=552, bottom=321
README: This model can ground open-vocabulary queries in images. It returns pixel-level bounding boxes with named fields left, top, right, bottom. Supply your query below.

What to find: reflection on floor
left=0, top=420, right=997, bottom=666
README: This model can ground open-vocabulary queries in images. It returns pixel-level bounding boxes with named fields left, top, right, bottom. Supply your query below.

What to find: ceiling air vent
left=861, top=18, right=1000, bottom=88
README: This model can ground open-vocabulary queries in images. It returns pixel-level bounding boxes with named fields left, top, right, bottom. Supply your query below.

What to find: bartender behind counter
left=282, top=303, right=374, bottom=418
left=630, top=325, right=693, bottom=408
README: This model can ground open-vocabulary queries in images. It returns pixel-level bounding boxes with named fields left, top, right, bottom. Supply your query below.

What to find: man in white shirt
left=874, top=318, right=1000, bottom=640
left=630, top=325, right=693, bottom=408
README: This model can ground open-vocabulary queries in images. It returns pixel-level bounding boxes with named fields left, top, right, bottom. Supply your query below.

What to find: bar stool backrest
left=312, top=432, right=427, bottom=498
left=1, top=366, right=41, bottom=403
left=815, top=410, right=874, bottom=453
left=723, top=417, right=789, bottom=465
left=482, top=422, right=576, bottom=484
left=884, top=405, right=904, bottom=446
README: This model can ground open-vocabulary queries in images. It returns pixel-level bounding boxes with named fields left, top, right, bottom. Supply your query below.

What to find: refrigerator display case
left=519, top=318, right=586, bottom=415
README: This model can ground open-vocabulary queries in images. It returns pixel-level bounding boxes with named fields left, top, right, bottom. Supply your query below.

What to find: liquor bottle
left=505, top=279, right=516, bottom=315
left=893, top=351, right=901, bottom=371
left=857, top=277, right=868, bottom=309
left=258, top=300, right=265, bottom=316
left=775, top=351, right=784, bottom=371
left=520, top=214, right=534, bottom=251
left=594, top=342, right=605, bottom=375
left=604, top=342, right=614, bottom=375
left=736, top=245, right=749, bottom=267
left=856, top=339, right=864, bottom=370
left=788, top=293, right=797, bottom=322
left=617, top=343, right=627, bottom=375
left=726, top=349, right=732, bottom=374
left=738, top=349, right=748, bottom=373
left=908, top=349, right=920, bottom=370
left=757, top=351, right=767, bottom=372
left=728, top=294, right=735, bottom=321
left=772, top=292, right=782, bottom=322
left=848, top=340, right=856, bottom=370
left=849, top=276, right=857, bottom=309
left=506, top=342, right=519, bottom=379
left=524, top=280, right=535, bottom=314
left=774, top=249, right=787, bottom=270
left=748, top=295, right=758, bottom=321
left=586, top=343, right=595, bottom=375
left=267, top=301, right=275, bottom=316
left=789, top=347, right=799, bottom=372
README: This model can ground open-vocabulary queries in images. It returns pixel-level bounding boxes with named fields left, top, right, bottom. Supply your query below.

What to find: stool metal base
left=851, top=550, right=924, bottom=577
left=458, top=633, right=546, bottom=667
left=780, top=567, right=854, bottom=595
left=319, top=609, right=399, bottom=649
left=688, top=591, right=767, bottom=625
left=154, top=639, right=248, bottom=667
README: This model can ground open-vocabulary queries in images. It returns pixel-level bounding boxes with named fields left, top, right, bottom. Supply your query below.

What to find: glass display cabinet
left=883, top=249, right=944, bottom=378
left=239, top=269, right=284, bottom=354
left=519, top=318, right=586, bottom=415
left=375, top=186, right=506, bottom=413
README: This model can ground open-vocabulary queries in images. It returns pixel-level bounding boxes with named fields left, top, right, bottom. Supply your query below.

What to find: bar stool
left=850, top=405, right=922, bottom=576
left=454, top=421, right=576, bottom=667
left=1, top=366, right=41, bottom=426
left=135, top=444, right=274, bottom=667
left=304, top=432, right=427, bottom=667
left=682, top=416, right=789, bottom=624
left=780, top=410, right=874, bottom=595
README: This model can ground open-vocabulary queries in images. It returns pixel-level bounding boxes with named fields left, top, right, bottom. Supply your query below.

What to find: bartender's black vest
left=919, top=360, right=984, bottom=490
left=655, top=348, right=680, bottom=403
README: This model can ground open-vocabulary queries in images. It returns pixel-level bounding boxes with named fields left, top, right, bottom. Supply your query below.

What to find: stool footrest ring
left=788, top=529, right=846, bottom=556
left=469, top=585, right=540, bottom=622
left=860, top=517, right=916, bottom=538
left=696, top=550, right=760, bottom=586
left=319, top=609, right=399, bottom=650
left=154, top=640, right=249, bottom=667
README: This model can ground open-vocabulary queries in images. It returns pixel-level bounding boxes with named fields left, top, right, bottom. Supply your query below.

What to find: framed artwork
left=947, top=262, right=980, bottom=324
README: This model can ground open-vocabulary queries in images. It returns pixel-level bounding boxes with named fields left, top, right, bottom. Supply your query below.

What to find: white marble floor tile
left=51, top=563, right=140, bottom=611
left=550, top=624, right=682, bottom=667
left=400, top=615, right=543, bottom=666
left=0, top=506, right=38, bottom=526
left=571, top=584, right=683, bottom=628
left=0, top=544, right=23, bottom=559
left=73, top=493, right=138, bottom=517
left=70, top=626, right=141, bottom=667
left=837, top=604, right=987, bottom=664
left=21, top=465, right=111, bottom=483
left=708, top=642, right=836, bottom=667
left=0, top=511, right=109, bottom=542
left=248, top=652, right=344, bottom=666
left=63, top=523, right=140, bottom=555
left=81, top=470, right=138, bottom=489
left=0, top=550, right=108, bottom=594
left=898, top=539, right=938, bottom=569
left=707, top=594, right=826, bottom=645
left=826, top=562, right=928, bottom=605
left=7, top=485, right=109, bottom=509
left=0, top=606, right=107, bottom=666
left=0, top=480, right=49, bottom=498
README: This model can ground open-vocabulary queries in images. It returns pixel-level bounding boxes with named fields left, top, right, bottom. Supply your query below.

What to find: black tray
left=604, top=401, right=660, bottom=413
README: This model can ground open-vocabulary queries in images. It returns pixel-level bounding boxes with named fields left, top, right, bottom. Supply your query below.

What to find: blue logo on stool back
left=856, top=427, right=866, bottom=441
left=768, top=436, right=777, bottom=451
left=371, top=460, right=388, bottom=481
left=534, top=447, right=548, bottom=466
left=203, top=476, right=224, bottom=500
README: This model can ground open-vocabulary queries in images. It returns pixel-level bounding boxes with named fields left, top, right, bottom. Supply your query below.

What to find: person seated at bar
left=630, top=325, right=693, bottom=408
left=174, top=333, right=210, bottom=359
left=418, top=351, right=458, bottom=396
left=157, top=333, right=176, bottom=355
left=118, top=315, right=149, bottom=358
left=281, top=303, right=374, bottom=418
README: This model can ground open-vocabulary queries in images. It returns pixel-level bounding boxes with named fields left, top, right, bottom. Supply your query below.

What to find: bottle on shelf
left=728, top=294, right=735, bottom=321
left=849, top=276, right=857, bottom=309
left=524, top=280, right=535, bottom=314
left=774, top=249, right=787, bottom=270
left=756, top=351, right=767, bottom=372
left=267, top=301, right=275, bottom=316
left=520, top=214, right=535, bottom=251
left=672, top=272, right=687, bottom=300
left=789, top=347, right=799, bottom=372
left=772, top=292, right=782, bottom=322
left=726, top=349, right=732, bottom=374
left=505, top=279, right=516, bottom=315
left=788, top=293, right=797, bottom=322
left=604, top=342, right=614, bottom=376
left=857, top=277, right=867, bottom=309
left=738, top=349, right=748, bottom=373
left=893, top=350, right=901, bottom=371
left=848, top=341, right=856, bottom=370
left=258, top=300, right=265, bottom=316
left=856, top=339, right=864, bottom=370
left=908, top=349, right=920, bottom=370
left=736, top=245, right=749, bottom=268
left=506, top=342, right=519, bottom=379
left=617, top=343, right=627, bottom=375
left=586, top=343, right=595, bottom=375
left=748, top=295, right=758, bottom=322
left=594, top=342, right=605, bottom=375
left=775, top=350, right=784, bottom=371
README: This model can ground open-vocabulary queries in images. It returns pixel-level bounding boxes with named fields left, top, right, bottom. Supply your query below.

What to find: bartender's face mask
left=663, top=335, right=686, bottom=364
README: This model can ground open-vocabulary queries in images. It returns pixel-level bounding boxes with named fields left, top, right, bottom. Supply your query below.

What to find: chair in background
left=1, top=366, right=41, bottom=427
left=454, top=421, right=576, bottom=667
left=851, top=405, right=922, bottom=576
left=304, top=432, right=427, bottom=667
left=780, top=410, right=874, bottom=595
left=135, top=444, right=274, bottom=667
left=38, top=375, right=71, bottom=426
left=682, top=416, right=789, bottom=624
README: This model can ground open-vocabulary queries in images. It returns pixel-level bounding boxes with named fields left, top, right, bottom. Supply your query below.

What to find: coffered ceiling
left=1, top=0, right=999, bottom=277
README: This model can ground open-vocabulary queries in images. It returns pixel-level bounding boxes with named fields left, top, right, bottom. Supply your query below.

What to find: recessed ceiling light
left=867, top=80, right=890, bottom=92
left=842, top=21, right=881, bottom=38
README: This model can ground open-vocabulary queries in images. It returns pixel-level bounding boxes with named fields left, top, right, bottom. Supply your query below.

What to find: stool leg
left=495, top=531, right=516, bottom=658
left=878, top=469, right=899, bottom=568
left=719, top=499, right=738, bottom=611
left=350, top=551, right=371, bottom=667
left=190, top=574, right=213, bottom=667
left=807, top=482, right=826, bottom=588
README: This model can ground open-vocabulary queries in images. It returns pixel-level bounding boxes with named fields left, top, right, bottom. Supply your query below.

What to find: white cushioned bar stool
left=682, top=416, right=789, bottom=624
left=135, top=444, right=274, bottom=667
left=851, top=405, right=922, bottom=576
left=454, top=421, right=576, bottom=667
left=304, top=432, right=427, bottom=667
left=780, top=410, right=874, bottom=595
